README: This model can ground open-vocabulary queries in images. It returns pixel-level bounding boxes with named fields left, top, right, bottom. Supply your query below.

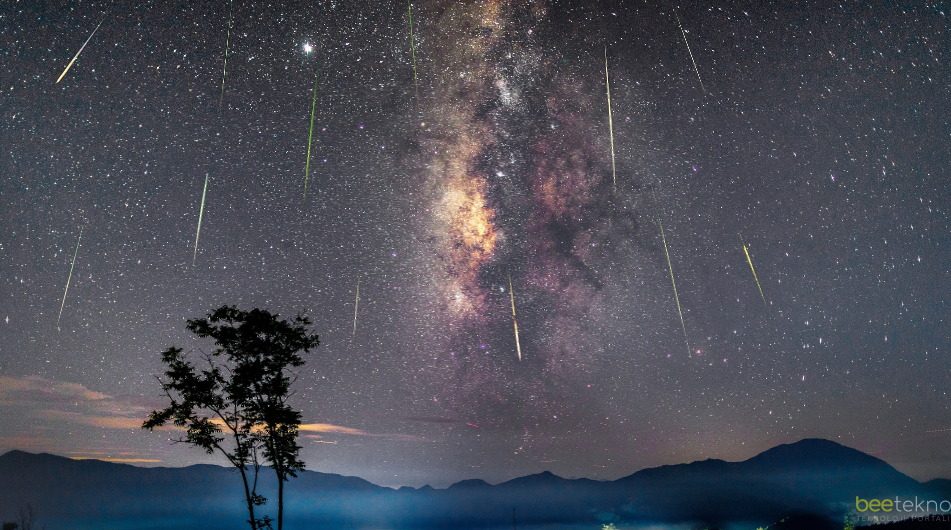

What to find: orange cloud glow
left=299, top=423, right=427, bottom=442
left=299, top=423, right=368, bottom=435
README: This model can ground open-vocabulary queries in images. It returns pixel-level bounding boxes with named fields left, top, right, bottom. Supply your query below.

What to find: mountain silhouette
left=1, top=439, right=948, bottom=529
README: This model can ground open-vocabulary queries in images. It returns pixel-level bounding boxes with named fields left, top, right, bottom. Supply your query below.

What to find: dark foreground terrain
left=2, top=439, right=950, bottom=530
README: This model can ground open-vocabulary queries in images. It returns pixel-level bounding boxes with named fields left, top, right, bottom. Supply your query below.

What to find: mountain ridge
left=1, top=439, right=947, bottom=530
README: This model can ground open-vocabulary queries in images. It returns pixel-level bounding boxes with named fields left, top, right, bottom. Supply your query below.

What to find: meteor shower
left=2, top=2, right=950, bottom=529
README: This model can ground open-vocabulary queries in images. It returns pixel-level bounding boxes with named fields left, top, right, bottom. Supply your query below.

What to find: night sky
left=2, top=0, right=950, bottom=489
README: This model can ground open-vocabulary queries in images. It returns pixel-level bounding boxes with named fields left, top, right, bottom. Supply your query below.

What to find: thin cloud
left=0, top=376, right=166, bottom=435
left=300, top=423, right=368, bottom=435
left=43, top=410, right=157, bottom=430
left=0, top=436, right=60, bottom=450
left=300, top=423, right=428, bottom=442
left=0, top=375, right=149, bottom=417
left=0, top=375, right=110, bottom=404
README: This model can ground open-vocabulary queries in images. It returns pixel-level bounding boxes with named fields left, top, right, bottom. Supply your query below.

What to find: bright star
left=303, top=43, right=313, bottom=53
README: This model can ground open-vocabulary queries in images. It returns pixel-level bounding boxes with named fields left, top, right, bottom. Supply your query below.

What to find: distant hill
left=1, top=438, right=947, bottom=530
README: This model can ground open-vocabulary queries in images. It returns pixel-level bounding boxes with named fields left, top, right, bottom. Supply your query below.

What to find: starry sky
left=2, top=0, right=950, bottom=489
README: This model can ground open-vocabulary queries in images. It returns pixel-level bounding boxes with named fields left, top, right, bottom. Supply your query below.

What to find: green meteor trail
left=409, top=2, right=420, bottom=108
left=741, top=234, right=767, bottom=307
left=219, top=1, right=234, bottom=108
left=605, top=47, right=616, bottom=192
left=658, top=218, right=690, bottom=356
left=192, top=173, right=209, bottom=267
left=303, top=68, right=320, bottom=200
left=351, top=278, right=360, bottom=344
left=674, top=10, right=705, bottom=94
left=508, top=273, right=522, bottom=361
left=57, top=227, right=83, bottom=331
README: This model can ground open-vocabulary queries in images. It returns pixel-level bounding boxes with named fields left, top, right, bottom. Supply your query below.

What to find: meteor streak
left=303, top=69, right=319, bottom=200
left=604, top=47, right=616, bottom=191
left=219, top=1, right=234, bottom=108
left=508, top=273, right=522, bottom=361
left=56, top=18, right=105, bottom=83
left=57, top=227, right=83, bottom=331
left=192, top=173, right=209, bottom=267
left=674, top=10, right=705, bottom=93
left=409, top=2, right=420, bottom=109
left=351, top=278, right=360, bottom=344
left=350, top=278, right=360, bottom=345
left=740, top=234, right=767, bottom=307
left=658, top=219, right=690, bottom=356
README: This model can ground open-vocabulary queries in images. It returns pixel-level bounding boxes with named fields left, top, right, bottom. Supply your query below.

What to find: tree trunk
left=277, top=463, right=284, bottom=530
left=237, top=463, right=259, bottom=530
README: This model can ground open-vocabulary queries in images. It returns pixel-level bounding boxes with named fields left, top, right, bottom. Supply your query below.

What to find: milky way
left=396, top=1, right=658, bottom=440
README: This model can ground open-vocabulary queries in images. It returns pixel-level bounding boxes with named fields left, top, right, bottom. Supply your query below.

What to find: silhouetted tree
left=143, top=305, right=318, bottom=530
left=187, top=306, right=316, bottom=530
left=4, top=504, right=43, bottom=530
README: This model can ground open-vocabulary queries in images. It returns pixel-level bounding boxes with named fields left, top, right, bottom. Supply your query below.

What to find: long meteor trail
left=351, top=279, right=360, bottom=344
left=658, top=219, right=690, bottom=356
left=740, top=234, right=767, bottom=307
left=409, top=2, right=420, bottom=109
left=303, top=69, right=320, bottom=200
left=219, top=1, right=234, bottom=108
left=674, top=10, right=705, bottom=93
left=57, top=227, right=83, bottom=331
left=605, top=47, right=616, bottom=192
left=508, top=274, right=522, bottom=361
left=56, top=18, right=105, bottom=83
left=192, top=173, right=209, bottom=267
